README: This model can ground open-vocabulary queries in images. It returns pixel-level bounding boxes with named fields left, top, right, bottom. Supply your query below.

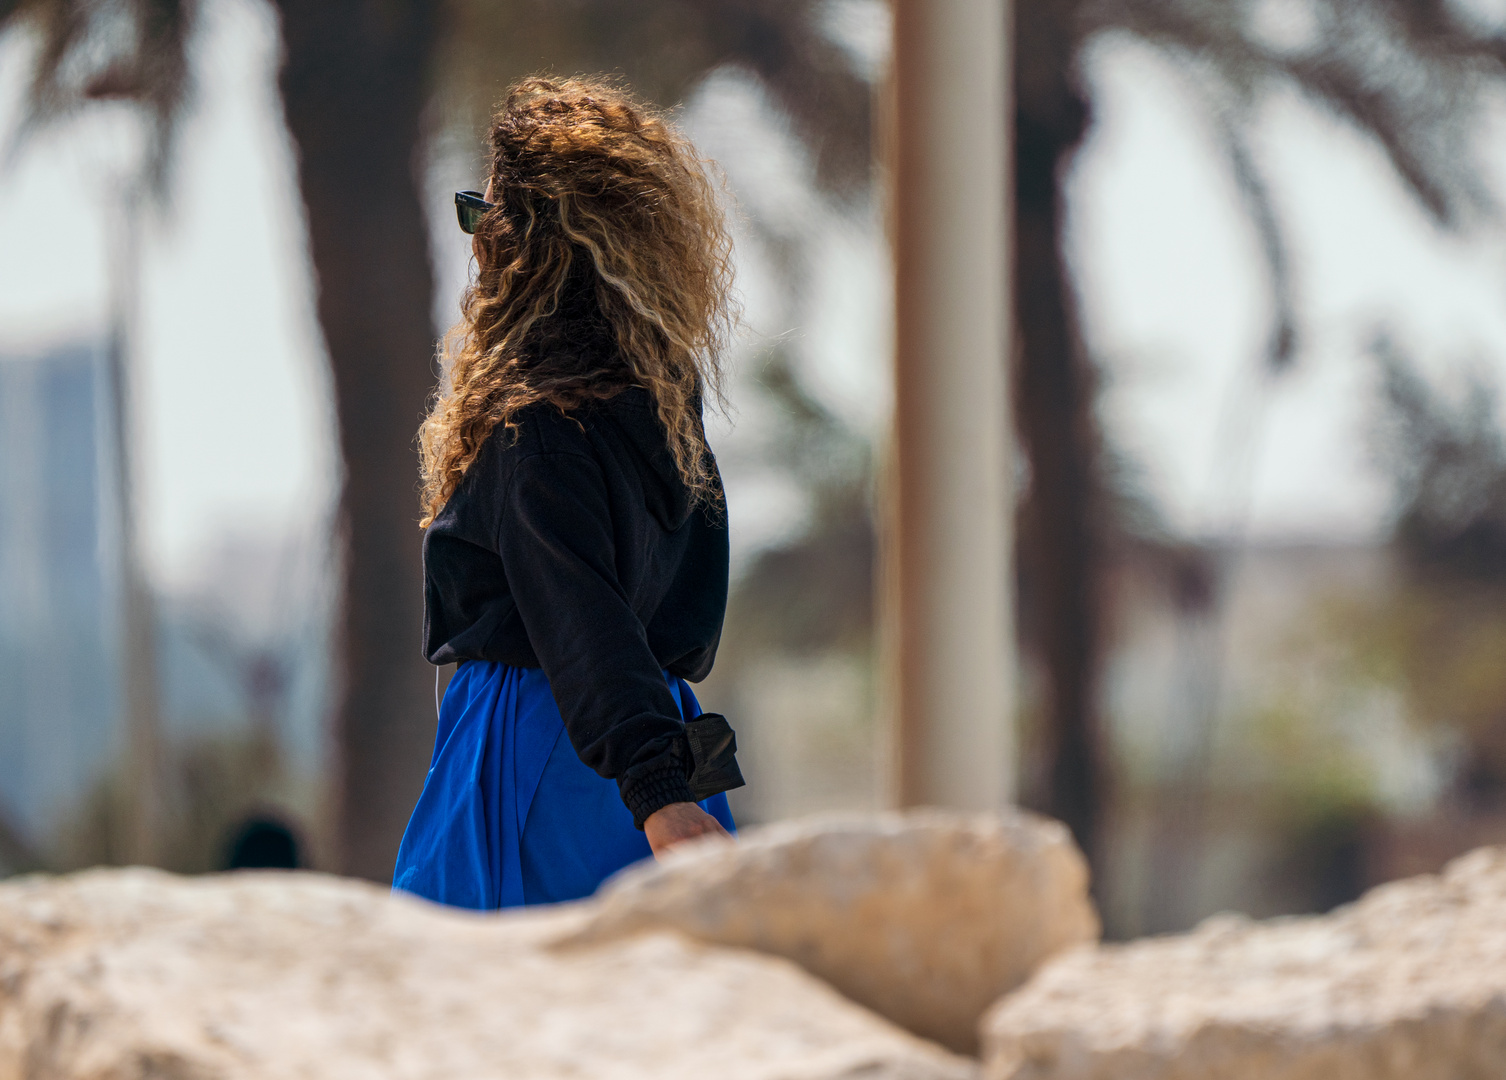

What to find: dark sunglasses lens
left=455, top=191, right=490, bottom=235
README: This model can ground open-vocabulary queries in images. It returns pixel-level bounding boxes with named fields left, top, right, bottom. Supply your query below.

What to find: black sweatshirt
left=421, top=387, right=730, bottom=826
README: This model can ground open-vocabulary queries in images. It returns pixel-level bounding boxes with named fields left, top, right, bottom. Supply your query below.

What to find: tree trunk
left=273, top=0, right=440, bottom=881
left=1012, top=0, right=1103, bottom=866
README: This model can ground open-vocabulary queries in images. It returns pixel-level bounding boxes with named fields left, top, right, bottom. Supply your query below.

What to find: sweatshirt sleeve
left=496, top=450, right=697, bottom=827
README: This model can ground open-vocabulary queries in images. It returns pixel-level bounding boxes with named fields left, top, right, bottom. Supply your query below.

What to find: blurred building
left=0, top=343, right=120, bottom=865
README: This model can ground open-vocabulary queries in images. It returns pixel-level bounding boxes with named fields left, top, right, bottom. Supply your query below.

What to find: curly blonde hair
left=418, top=75, right=737, bottom=527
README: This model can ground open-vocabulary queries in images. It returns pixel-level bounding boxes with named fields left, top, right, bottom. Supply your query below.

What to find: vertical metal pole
left=882, top=0, right=1014, bottom=809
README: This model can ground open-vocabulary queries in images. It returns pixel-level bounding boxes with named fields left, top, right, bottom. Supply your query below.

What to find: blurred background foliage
left=3, top=0, right=1506, bottom=937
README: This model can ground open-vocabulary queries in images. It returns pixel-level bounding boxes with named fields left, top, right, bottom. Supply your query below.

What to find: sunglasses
left=455, top=190, right=495, bottom=235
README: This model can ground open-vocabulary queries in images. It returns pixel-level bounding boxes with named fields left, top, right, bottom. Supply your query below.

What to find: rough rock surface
left=982, top=845, right=1506, bottom=1080
left=0, top=867, right=977, bottom=1080
left=566, top=810, right=1099, bottom=1053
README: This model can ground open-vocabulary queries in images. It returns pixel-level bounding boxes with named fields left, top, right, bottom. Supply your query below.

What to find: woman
left=393, top=76, right=744, bottom=910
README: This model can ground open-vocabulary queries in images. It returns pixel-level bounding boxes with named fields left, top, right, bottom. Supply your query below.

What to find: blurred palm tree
left=1013, top=0, right=1506, bottom=868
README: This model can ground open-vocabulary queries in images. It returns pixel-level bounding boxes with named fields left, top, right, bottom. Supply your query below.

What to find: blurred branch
left=1091, top=0, right=1505, bottom=227
left=753, top=345, right=871, bottom=489
left=441, top=0, right=873, bottom=196
left=1279, top=51, right=1459, bottom=223
left=2, top=0, right=197, bottom=194
left=1214, top=99, right=1295, bottom=370
left=720, top=343, right=875, bottom=658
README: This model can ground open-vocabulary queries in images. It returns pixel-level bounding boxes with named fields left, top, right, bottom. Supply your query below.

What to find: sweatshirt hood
left=604, top=387, right=697, bottom=531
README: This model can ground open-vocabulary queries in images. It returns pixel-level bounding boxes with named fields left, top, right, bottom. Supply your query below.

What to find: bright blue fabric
left=392, top=661, right=734, bottom=909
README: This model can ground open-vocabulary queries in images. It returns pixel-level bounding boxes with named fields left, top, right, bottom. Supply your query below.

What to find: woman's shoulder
left=487, top=401, right=598, bottom=463
left=503, top=388, right=655, bottom=450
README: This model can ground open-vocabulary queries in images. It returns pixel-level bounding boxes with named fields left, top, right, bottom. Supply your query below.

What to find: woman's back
left=397, top=76, right=742, bottom=907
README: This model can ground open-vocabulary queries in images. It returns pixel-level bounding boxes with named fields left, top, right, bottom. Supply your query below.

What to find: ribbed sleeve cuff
left=619, top=758, right=697, bottom=830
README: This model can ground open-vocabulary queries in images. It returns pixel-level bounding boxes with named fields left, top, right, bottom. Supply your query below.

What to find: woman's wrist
left=619, top=756, right=697, bottom=829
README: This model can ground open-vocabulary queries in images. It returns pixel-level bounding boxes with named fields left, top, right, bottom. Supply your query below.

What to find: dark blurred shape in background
left=224, top=814, right=301, bottom=870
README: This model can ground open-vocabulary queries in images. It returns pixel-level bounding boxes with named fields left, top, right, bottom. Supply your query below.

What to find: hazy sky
left=5, top=0, right=1506, bottom=587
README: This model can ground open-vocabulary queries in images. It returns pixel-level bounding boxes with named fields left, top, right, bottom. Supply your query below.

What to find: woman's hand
left=643, top=802, right=731, bottom=858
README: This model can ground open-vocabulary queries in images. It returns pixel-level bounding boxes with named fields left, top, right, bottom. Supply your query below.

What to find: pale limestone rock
left=565, top=810, right=1100, bottom=1053
left=0, top=867, right=976, bottom=1080
left=982, top=846, right=1506, bottom=1080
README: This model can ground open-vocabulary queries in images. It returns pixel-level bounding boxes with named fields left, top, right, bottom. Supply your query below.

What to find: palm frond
left=2, top=0, right=197, bottom=192
left=441, top=0, right=872, bottom=195
left=1093, top=0, right=1506, bottom=226
left=1219, top=106, right=1295, bottom=369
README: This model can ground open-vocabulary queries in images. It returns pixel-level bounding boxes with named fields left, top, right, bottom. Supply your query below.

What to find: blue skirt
left=392, top=661, right=734, bottom=909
